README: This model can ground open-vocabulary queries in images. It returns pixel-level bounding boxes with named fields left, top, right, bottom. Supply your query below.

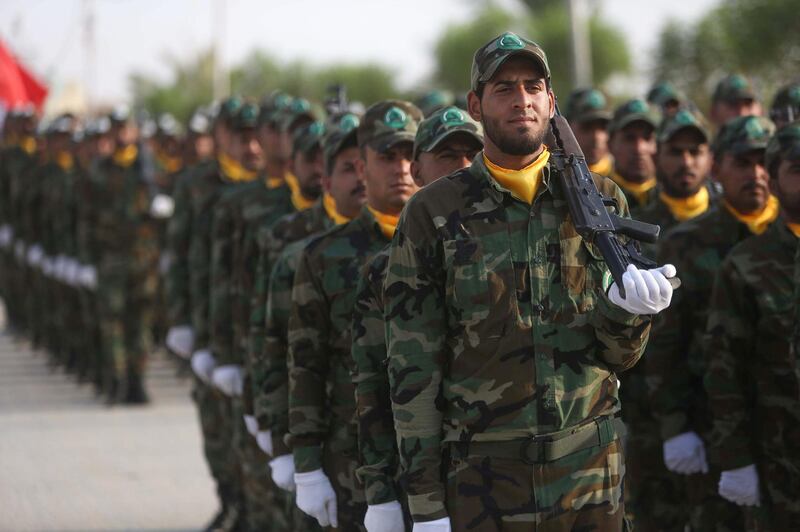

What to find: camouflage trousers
left=56, top=282, right=85, bottom=371
left=96, top=264, right=155, bottom=385
left=444, top=439, right=627, bottom=531
left=191, top=378, right=242, bottom=514
left=321, top=428, right=368, bottom=532
left=681, top=468, right=749, bottom=532
left=755, top=458, right=800, bottom=531
left=79, top=287, right=105, bottom=390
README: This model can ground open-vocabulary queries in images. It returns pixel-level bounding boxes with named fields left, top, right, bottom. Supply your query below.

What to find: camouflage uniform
left=646, top=116, right=777, bottom=531
left=87, top=142, right=159, bottom=400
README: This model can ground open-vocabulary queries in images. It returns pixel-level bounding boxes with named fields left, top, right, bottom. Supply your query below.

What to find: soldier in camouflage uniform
left=250, top=114, right=364, bottom=532
left=350, top=106, right=483, bottom=532
left=768, top=82, right=800, bottom=129
left=646, top=115, right=778, bottom=531
left=607, top=98, right=660, bottom=213
left=86, top=107, right=159, bottom=404
left=646, top=81, right=686, bottom=119
left=287, top=100, right=422, bottom=531
left=385, top=33, right=675, bottom=531
left=703, top=122, right=800, bottom=530
left=710, top=74, right=763, bottom=129
left=624, top=109, right=715, bottom=531
left=563, top=88, right=613, bottom=177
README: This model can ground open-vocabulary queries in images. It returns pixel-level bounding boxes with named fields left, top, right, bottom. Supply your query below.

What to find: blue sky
left=0, top=0, right=720, bottom=105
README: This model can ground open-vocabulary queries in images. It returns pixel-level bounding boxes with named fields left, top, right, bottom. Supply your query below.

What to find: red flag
left=0, top=40, right=48, bottom=111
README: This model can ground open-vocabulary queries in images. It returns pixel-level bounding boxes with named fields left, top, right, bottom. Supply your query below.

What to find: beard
left=482, top=109, right=547, bottom=156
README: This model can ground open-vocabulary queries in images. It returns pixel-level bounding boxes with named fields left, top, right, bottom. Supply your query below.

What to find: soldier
left=710, top=74, right=763, bottom=129
left=623, top=107, right=715, bottom=530
left=608, top=98, right=660, bottom=213
left=768, top=82, right=800, bottom=129
left=206, top=101, right=297, bottom=531
left=647, top=81, right=686, bottom=118
left=350, top=106, right=483, bottom=532
left=563, top=87, right=613, bottom=177
left=85, top=106, right=159, bottom=404
left=251, top=115, right=365, bottom=532
left=704, top=122, right=800, bottom=529
left=385, top=32, right=675, bottom=531
left=287, top=100, right=422, bottom=531
left=646, top=115, right=778, bottom=531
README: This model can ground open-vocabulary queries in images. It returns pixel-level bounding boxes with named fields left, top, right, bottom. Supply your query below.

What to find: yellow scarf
left=157, top=152, right=183, bottom=173
left=484, top=149, right=551, bottom=204
left=112, top=144, right=138, bottom=168
left=723, top=195, right=780, bottom=235
left=787, top=222, right=800, bottom=238
left=217, top=152, right=256, bottom=182
left=610, top=171, right=657, bottom=206
left=20, top=136, right=37, bottom=156
left=265, top=174, right=285, bottom=190
left=659, top=187, right=710, bottom=222
left=367, top=205, right=400, bottom=240
left=323, top=193, right=351, bottom=226
left=55, top=151, right=74, bottom=172
left=285, top=172, right=316, bottom=211
left=588, top=154, right=614, bottom=177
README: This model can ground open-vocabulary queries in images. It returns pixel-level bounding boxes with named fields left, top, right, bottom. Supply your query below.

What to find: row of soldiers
left=0, top=103, right=215, bottom=403
left=1, top=31, right=799, bottom=531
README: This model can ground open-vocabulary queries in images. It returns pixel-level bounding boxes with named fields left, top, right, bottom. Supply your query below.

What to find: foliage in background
left=652, top=0, right=800, bottom=110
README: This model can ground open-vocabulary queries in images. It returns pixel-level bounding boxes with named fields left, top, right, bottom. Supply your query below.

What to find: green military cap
left=109, top=104, right=132, bottom=124
left=232, top=101, right=260, bottom=131
left=769, top=83, right=800, bottom=124
left=47, top=113, right=76, bottom=136
left=712, top=115, right=775, bottom=156
left=657, top=108, right=711, bottom=144
left=712, top=74, right=757, bottom=104
left=413, top=106, right=483, bottom=160
left=471, top=32, right=550, bottom=92
left=564, top=88, right=612, bottom=124
left=608, top=99, right=660, bottom=135
left=415, top=90, right=455, bottom=117
left=292, top=120, right=326, bottom=156
left=322, top=113, right=360, bottom=173
left=281, top=97, right=320, bottom=133
left=357, top=100, right=423, bottom=152
left=259, top=90, right=293, bottom=126
left=765, top=121, right=800, bottom=172
left=647, top=81, right=683, bottom=107
left=188, top=109, right=212, bottom=135
left=214, top=96, right=244, bottom=128
left=157, top=113, right=183, bottom=137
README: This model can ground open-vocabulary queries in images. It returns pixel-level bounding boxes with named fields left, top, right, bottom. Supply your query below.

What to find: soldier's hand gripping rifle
left=547, top=106, right=681, bottom=298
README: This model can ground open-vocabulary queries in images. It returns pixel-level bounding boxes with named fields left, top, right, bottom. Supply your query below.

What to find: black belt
left=449, top=415, right=626, bottom=464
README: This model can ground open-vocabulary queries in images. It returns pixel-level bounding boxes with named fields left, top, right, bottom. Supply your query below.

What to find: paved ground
left=0, top=318, right=217, bottom=531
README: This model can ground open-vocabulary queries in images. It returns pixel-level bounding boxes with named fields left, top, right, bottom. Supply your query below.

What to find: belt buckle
left=520, top=435, right=545, bottom=464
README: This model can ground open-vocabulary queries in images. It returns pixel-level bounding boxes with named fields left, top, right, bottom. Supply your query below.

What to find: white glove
left=27, top=244, right=44, bottom=267
left=608, top=264, right=676, bottom=315
left=295, top=469, right=337, bottom=528
left=54, top=255, right=67, bottom=281
left=365, top=500, right=405, bottom=532
left=78, top=264, right=98, bottom=290
left=165, top=325, right=195, bottom=358
left=719, top=464, right=761, bottom=506
left=0, top=225, right=12, bottom=248
left=243, top=415, right=258, bottom=437
left=190, top=349, right=216, bottom=384
left=663, top=431, right=709, bottom=475
left=64, top=258, right=80, bottom=286
left=256, top=430, right=274, bottom=456
left=269, top=454, right=296, bottom=492
left=149, top=194, right=175, bottom=219
left=413, top=517, right=452, bottom=531
left=41, top=256, right=54, bottom=277
left=211, top=364, right=244, bottom=396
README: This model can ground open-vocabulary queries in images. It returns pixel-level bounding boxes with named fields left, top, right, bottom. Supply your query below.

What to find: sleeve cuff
left=407, top=490, right=448, bottom=523
left=596, top=290, right=650, bottom=327
left=292, top=444, right=323, bottom=473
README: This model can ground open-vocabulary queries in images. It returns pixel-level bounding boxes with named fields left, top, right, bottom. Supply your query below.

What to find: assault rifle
left=547, top=106, right=680, bottom=297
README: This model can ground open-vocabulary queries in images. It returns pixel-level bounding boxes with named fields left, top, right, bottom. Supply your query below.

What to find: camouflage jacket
left=646, top=206, right=770, bottom=441
left=250, top=200, right=334, bottom=453
left=287, top=207, right=391, bottom=472
left=0, top=145, right=36, bottom=233
left=385, top=154, right=650, bottom=520
left=704, top=219, right=800, bottom=472
left=208, top=179, right=291, bottom=366
left=40, top=163, right=79, bottom=258
left=351, top=246, right=399, bottom=506
left=165, top=162, right=213, bottom=327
